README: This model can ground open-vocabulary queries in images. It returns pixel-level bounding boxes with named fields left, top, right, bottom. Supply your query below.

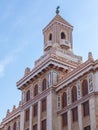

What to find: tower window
left=82, top=79, right=88, bottom=96
left=34, top=84, right=38, bottom=96
left=42, top=98, right=47, bottom=112
left=83, top=101, right=89, bottom=117
left=72, top=86, right=77, bottom=103
left=25, top=108, right=30, bottom=121
left=62, top=92, right=67, bottom=108
left=62, top=112, right=67, bottom=127
left=13, top=122, right=16, bottom=130
left=49, top=33, right=52, bottom=40
left=42, top=78, right=47, bottom=91
left=61, top=32, right=66, bottom=39
left=8, top=126, right=10, bottom=130
left=41, top=119, right=46, bottom=130
left=26, top=90, right=30, bottom=102
left=72, top=107, right=78, bottom=122
left=33, top=103, right=38, bottom=117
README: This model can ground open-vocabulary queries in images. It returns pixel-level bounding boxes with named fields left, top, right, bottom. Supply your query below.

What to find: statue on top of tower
left=56, top=6, right=60, bottom=14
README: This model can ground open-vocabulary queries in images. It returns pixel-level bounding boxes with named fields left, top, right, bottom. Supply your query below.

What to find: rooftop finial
left=56, top=6, right=60, bottom=14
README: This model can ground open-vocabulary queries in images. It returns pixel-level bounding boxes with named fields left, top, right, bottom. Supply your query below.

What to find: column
left=38, top=101, right=41, bottom=130
left=78, top=104, right=83, bottom=130
left=68, top=110, right=71, bottom=130
left=20, top=111, right=25, bottom=130
left=29, top=106, right=33, bottom=130
left=10, top=122, right=13, bottom=130
left=47, top=92, right=52, bottom=130
left=16, top=120, right=19, bottom=130
left=89, top=98, right=96, bottom=130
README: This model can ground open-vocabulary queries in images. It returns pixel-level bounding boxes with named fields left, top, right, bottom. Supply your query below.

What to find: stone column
left=68, top=110, right=71, bottom=130
left=20, top=111, right=25, bottom=130
left=47, top=91, right=52, bottom=130
left=29, top=106, right=33, bottom=130
left=16, top=120, right=19, bottom=130
left=38, top=101, right=41, bottom=130
left=78, top=104, right=83, bottom=130
left=10, top=122, right=13, bottom=130
left=89, top=98, right=96, bottom=130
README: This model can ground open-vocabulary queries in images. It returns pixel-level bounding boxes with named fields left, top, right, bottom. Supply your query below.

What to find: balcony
left=60, top=39, right=71, bottom=49
left=44, top=40, right=52, bottom=50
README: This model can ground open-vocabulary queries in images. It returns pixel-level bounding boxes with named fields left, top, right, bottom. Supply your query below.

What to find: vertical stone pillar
left=78, top=104, right=83, bottom=130
left=89, top=98, right=96, bottom=130
left=68, top=110, right=71, bottom=130
left=20, top=111, right=25, bottom=130
left=16, top=120, right=19, bottom=130
left=38, top=101, right=41, bottom=130
left=47, top=91, right=52, bottom=130
left=58, top=116, right=62, bottom=130
left=10, top=122, right=13, bottom=130
left=29, top=106, right=33, bottom=130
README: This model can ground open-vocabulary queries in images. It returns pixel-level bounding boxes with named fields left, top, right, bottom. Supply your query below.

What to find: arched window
left=8, top=126, right=10, bottom=130
left=82, top=79, right=88, bottom=96
left=62, top=92, right=67, bottom=108
left=34, top=84, right=38, bottom=96
left=13, top=122, right=16, bottom=130
left=26, top=90, right=30, bottom=102
left=49, top=33, right=52, bottom=40
left=42, top=78, right=47, bottom=91
left=61, top=32, right=66, bottom=39
left=72, top=86, right=77, bottom=102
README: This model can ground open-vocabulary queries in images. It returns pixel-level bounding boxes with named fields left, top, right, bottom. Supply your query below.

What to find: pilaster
left=89, top=98, right=96, bottom=130
left=30, top=106, right=33, bottom=130
left=20, top=111, right=25, bottom=130
left=68, top=110, right=71, bottom=130
left=38, top=101, right=41, bottom=130
left=47, top=91, right=52, bottom=130
left=78, top=104, right=83, bottom=130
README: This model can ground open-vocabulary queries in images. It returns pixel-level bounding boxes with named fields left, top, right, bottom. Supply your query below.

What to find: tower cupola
left=43, top=7, right=73, bottom=53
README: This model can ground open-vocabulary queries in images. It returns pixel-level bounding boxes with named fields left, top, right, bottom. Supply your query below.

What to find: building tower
left=1, top=7, right=98, bottom=130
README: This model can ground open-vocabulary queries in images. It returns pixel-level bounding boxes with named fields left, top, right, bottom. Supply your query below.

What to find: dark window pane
left=82, top=80, right=88, bottom=96
left=62, top=92, right=67, bottom=108
left=83, top=101, right=89, bottom=116
left=72, top=107, right=78, bottom=122
left=62, top=112, right=67, bottom=127
left=42, top=98, right=47, bottom=112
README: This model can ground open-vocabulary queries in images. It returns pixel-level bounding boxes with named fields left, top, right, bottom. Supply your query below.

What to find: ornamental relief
left=88, top=73, right=94, bottom=93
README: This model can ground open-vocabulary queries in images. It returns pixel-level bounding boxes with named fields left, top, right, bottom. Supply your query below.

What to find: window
left=62, top=112, right=67, bottom=127
left=13, top=122, right=16, bottom=130
left=33, top=124, right=37, bottom=130
left=41, top=119, right=46, bottom=130
left=72, top=86, right=77, bottom=102
left=61, top=32, right=66, bottom=39
left=83, top=101, right=89, bottom=116
left=62, top=92, right=67, bottom=108
left=8, top=126, right=10, bottom=130
left=84, top=126, right=91, bottom=130
left=26, top=90, right=30, bottom=102
left=72, top=107, right=78, bottom=122
left=42, top=98, right=47, bottom=112
left=49, top=33, right=52, bottom=40
left=42, top=79, right=47, bottom=91
left=34, top=84, right=38, bottom=96
left=25, top=108, right=30, bottom=121
left=82, top=79, right=88, bottom=96
left=33, top=103, right=38, bottom=117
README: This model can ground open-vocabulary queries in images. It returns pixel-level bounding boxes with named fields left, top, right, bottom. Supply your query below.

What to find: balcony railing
left=60, top=39, right=70, bottom=48
left=44, top=40, right=52, bottom=50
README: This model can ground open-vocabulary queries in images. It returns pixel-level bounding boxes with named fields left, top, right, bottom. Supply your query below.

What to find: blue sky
left=0, top=0, right=98, bottom=122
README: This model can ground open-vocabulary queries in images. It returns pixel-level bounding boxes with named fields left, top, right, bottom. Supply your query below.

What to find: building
left=0, top=8, right=98, bottom=130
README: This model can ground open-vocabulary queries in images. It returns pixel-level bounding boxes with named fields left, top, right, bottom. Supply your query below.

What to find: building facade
left=0, top=10, right=98, bottom=130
